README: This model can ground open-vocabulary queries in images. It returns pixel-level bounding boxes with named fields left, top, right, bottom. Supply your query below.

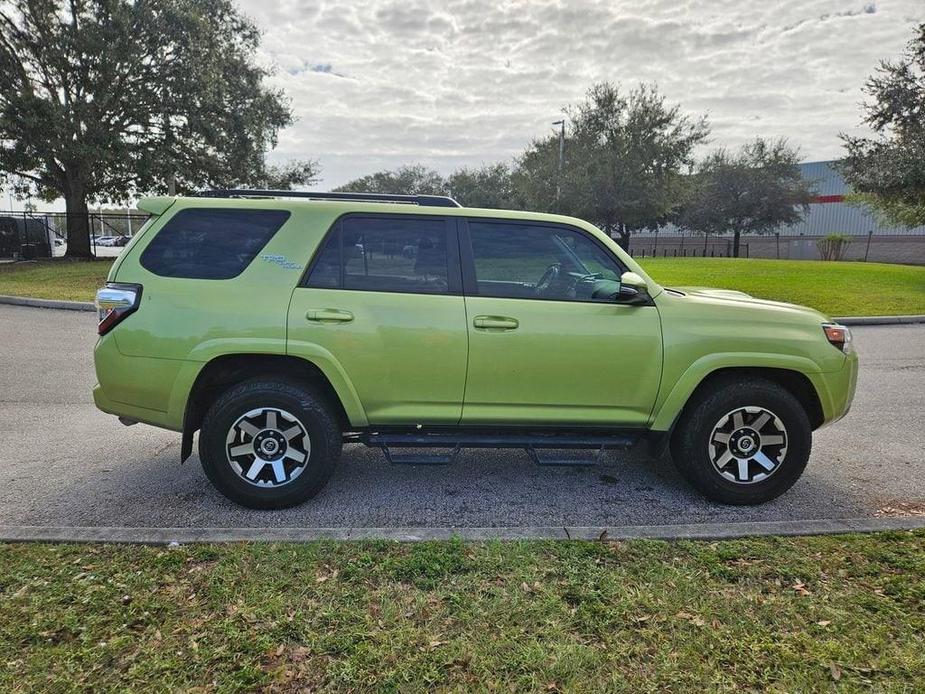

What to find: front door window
left=468, top=221, right=622, bottom=302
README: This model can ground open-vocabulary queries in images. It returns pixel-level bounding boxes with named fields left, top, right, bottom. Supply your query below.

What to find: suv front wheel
left=670, top=377, right=812, bottom=505
left=198, top=378, right=341, bottom=509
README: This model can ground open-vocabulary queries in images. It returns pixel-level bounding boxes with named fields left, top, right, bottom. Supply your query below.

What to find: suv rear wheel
left=198, top=378, right=341, bottom=509
left=670, top=377, right=811, bottom=504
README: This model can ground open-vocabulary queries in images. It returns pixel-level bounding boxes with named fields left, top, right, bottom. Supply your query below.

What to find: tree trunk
left=617, top=222, right=630, bottom=251
left=64, top=187, right=92, bottom=259
left=732, top=230, right=741, bottom=258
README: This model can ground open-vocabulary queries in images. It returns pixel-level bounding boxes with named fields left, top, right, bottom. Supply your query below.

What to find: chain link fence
left=0, top=211, right=150, bottom=260
left=627, top=238, right=749, bottom=259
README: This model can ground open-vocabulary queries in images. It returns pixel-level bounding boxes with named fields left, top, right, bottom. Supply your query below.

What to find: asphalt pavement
left=1, top=303, right=923, bottom=530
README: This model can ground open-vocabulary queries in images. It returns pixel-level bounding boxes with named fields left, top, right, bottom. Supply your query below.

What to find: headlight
left=822, top=323, right=852, bottom=353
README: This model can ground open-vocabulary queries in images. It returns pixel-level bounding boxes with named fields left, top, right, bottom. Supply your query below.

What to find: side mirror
left=617, top=271, right=650, bottom=304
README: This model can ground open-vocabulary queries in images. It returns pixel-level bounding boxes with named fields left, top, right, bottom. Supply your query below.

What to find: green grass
left=1, top=533, right=923, bottom=691
left=2, top=256, right=924, bottom=316
left=0, top=258, right=113, bottom=302
left=638, top=258, right=925, bottom=316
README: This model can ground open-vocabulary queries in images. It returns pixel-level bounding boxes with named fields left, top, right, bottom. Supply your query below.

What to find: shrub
left=817, top=233, right=852, bottom=261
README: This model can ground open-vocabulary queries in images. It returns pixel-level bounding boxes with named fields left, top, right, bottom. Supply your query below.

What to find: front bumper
left=811, top=350, right=859, bottom=428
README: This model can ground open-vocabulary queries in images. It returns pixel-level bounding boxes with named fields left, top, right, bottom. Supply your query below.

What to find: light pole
left=552, top=119, right=565, bottom=212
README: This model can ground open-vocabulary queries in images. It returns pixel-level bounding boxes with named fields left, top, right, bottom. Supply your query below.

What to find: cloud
left=282, top=61, right=352, bottom=78
left=239, top=0, right=920, bottom=189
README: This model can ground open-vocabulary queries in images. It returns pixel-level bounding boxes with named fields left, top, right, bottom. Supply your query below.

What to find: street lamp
left=552, top=119, right=565, bottom=212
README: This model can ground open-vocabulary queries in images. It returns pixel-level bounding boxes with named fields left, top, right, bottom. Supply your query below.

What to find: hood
left=670, top=286, right=830, bottom=321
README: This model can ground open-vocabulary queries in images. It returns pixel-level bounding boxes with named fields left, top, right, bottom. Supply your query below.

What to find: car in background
left=96, top=235, right=131, bottom=247
left=0, top=216, right=52, bottom=259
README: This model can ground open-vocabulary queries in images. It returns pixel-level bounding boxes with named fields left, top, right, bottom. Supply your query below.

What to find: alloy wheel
left=707, top=406, right=788, bottom=484
left=225, top=407, right=311, bottom=487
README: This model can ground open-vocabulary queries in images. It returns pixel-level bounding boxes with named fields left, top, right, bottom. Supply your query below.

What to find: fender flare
left=284, top=340, right=369, bottom=427
left=169, top=342, right=369, bottom=462
left=649, top=352, right=824, bottom=432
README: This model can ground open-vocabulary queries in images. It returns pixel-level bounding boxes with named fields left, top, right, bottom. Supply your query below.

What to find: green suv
left=94, top=191, right=858, bottom=509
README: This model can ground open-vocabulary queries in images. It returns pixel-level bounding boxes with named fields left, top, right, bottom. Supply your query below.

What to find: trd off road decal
left=260, top=254, right=302, bottom=270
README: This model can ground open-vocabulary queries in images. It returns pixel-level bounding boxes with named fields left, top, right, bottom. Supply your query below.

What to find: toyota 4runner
left=94, top=191, right=858, bottom=509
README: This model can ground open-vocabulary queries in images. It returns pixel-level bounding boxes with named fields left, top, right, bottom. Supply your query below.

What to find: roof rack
left=197, top=189, right=462, bottom=208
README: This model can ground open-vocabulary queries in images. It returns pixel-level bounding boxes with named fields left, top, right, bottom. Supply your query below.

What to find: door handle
left=473, top=315, right=519, bottom=330
left=306, top=308, right=354, bottom=323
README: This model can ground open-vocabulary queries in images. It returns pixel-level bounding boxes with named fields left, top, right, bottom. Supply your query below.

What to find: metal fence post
left=864, top=230, right=873, bottom=262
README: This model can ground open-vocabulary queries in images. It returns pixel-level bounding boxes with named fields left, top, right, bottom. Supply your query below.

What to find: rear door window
left=140, top=208, right=290, bottom=279
left=305, top=216, right=453, bottom=294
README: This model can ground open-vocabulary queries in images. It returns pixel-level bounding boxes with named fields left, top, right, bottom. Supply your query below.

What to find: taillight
left=96, top=283, right=142, bottom=335
left=822, top=323, right=852, bottom=352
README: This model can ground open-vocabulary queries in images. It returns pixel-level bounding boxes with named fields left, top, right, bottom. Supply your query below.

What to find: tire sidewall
left=199, top=380, right=340, bottom=509
left=672, top=380, right=812, bottom=505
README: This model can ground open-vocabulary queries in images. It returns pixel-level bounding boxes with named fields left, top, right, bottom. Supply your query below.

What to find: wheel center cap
left=253, top=430, right=287, bottom=460
left=729, top=428, right=760, bottom=457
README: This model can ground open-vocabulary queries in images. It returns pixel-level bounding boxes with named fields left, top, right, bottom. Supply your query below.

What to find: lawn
left=0, top=258, right=113, bottom=302
left=638, top=257, right=925, bottom=317
left=1, top=532, right=922, bottom=691
left=2, top=256, right=924, bottom=316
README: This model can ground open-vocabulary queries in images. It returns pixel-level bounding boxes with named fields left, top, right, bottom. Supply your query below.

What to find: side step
left=354, top=431, right=639, bottom=466
left=380, top=445, right=461, bottom=465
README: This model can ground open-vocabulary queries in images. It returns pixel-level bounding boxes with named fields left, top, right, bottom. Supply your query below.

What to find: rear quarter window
left=139, top=208, right=290, bottom=279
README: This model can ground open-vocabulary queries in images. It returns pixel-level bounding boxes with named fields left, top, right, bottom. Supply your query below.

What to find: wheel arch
left=651, top=359, right=826, bottom=436
left=180, top=353, right=365, bottom=462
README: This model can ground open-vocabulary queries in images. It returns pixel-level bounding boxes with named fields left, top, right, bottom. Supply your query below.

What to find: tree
left=514, top=83, right=709, bottom=248
left=0, top=0, right=316, bottom=257
left=447, top=163, right=522, bottom=209
left=675, top=138, right=815, bottom=257
left=334, top=164, right=447, bottom=196
left=839, top=22, right=925, bottom=227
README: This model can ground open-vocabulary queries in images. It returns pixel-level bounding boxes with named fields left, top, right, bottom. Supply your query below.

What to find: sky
left=236, top=0, right=923, bottom=191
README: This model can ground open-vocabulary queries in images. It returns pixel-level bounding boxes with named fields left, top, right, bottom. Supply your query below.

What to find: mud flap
left=180, top=428, right=194, bottom=463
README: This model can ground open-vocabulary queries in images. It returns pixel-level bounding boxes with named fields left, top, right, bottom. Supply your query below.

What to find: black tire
left=198, top=378, right=341, bottom=509
left=670, top=377, right=811, bottom=505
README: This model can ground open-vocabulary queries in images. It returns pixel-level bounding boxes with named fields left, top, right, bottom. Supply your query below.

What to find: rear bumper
left=93, top=333, right=193, bottom=432
left=93, top=383, right=177, bottom=430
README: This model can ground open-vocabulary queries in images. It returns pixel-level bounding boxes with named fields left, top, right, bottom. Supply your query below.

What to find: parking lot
left=0, top=303, right=923, bottom=530
left=51, top=242, right=124, bottom=259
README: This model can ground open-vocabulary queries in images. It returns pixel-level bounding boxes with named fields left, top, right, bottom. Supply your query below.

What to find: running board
left=381, top=446, right=461, bottom=465
left=355, top=432, right=638, bottom=467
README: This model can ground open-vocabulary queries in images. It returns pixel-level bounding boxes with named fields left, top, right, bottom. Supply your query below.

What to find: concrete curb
left=1, top=295, right=924, bottom=325
left=834, top=314, right=925, bottom=325
left=1, top=516, right=924, bottom=544
left=0, top=294, right=94, bottom=312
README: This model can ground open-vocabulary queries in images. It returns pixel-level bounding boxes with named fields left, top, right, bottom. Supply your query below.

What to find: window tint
left=468, top=222, right=622, bottom=302
left=305, top=232, right=341, bottom=289
left=306, top=216, right=450, bottom=294
left=140, top=208, right=290, bottom=279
